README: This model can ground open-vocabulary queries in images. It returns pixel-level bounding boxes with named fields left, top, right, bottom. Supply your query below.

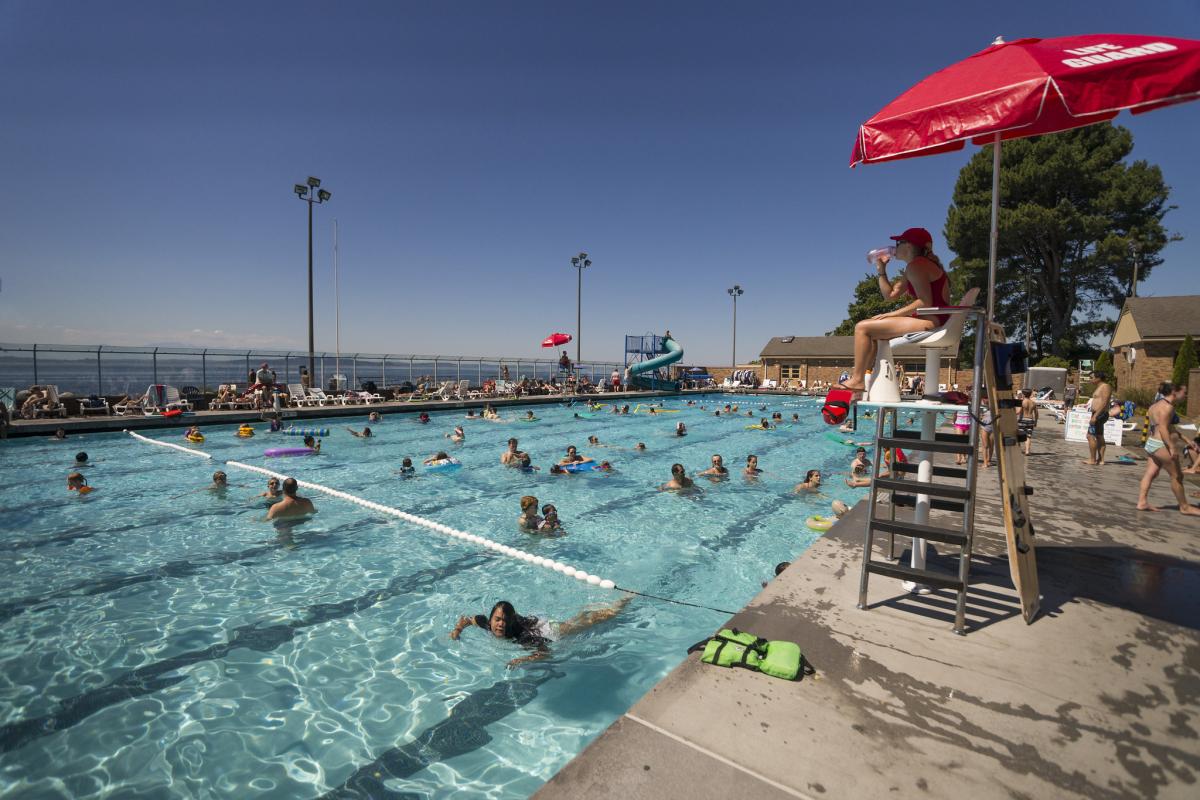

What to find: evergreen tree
left=827, top=273, right=906, bottom=336
left=1173, top=334, right=1198, bottom=387
left=1094, top=350, right=1114, bottom=387
left=943, top=123, right=1177, bottom=359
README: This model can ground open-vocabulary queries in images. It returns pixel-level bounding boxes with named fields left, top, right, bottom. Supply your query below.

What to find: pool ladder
left=856, top=406, right=981, bottom=635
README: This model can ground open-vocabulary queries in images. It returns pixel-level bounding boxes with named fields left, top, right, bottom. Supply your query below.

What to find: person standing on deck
left=1083, top=372, right=1113, bottom=466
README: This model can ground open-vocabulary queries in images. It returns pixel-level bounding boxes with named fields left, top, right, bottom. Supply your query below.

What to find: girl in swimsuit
left=840, top=227, right=952, bottom=394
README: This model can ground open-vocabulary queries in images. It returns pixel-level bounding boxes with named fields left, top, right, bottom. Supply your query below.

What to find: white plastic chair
left=868, top=288, right=980, bottom=403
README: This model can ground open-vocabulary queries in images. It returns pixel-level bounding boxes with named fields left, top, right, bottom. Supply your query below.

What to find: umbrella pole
left=986, top=132, right=1001, bottom=326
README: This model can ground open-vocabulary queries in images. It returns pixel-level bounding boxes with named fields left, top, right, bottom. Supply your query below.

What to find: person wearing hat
left=838, top=227, right=951, bottom=394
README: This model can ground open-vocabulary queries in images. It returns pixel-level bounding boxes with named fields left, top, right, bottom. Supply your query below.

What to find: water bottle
left=866, top=246, right=895, bottom=265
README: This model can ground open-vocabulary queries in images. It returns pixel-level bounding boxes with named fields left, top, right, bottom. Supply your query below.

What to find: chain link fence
left=0, top=343, right=624, bottom=397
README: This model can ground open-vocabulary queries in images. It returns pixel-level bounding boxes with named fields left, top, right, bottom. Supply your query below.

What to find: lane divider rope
left=224, top=459, right=617, bottom=589
left=124, top=431, right=743, bottom=615
left=125, top=430, right=213, bottom=460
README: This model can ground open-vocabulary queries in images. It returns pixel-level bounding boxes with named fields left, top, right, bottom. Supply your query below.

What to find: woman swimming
left=450, top=597, right=631, bottom=668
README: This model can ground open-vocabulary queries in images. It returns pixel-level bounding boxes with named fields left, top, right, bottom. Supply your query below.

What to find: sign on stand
left=1064, top=409, right=1124, bottom=446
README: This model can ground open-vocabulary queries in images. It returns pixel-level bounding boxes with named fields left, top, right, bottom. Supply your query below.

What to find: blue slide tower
left=626, top=333, right=684, bottom=391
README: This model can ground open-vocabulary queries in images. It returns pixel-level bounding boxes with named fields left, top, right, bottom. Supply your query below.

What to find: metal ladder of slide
left=856, top=403, right=981, bottom=634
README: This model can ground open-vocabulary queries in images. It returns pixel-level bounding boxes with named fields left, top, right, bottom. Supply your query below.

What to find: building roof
left=759, top=336, right=925, bottom=359
left=1110, top=296, right=1200, bottom=348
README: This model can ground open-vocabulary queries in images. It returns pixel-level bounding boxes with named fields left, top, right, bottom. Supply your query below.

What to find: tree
left=1094, top=350, right=1114, bottom=387
left=944, top=123, right=1178, bottom=360
left=827, top=272, right=906, bottom=336
left=1173, top=334, right=1198, bottom=387
left=1035, top=356, right=1070, bottom=369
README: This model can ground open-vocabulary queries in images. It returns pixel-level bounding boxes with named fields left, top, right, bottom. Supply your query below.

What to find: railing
left=0, top=343, right=624, bottom=397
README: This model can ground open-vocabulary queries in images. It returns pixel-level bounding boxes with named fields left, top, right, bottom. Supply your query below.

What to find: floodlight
left=318, top=189, right=331, bottom=202
left=294, top=184, right=308, bottom=196
left=307, top=176, right=321, bottom=188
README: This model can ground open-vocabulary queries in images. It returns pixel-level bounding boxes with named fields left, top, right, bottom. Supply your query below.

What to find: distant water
left=0, top=352, right=617, bottom=395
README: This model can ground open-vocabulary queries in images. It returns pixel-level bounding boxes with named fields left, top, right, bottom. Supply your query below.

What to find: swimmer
left=482, top=404, right=499, bottom=420
left=549, top=464, right=567, bottom=475
left=502, top=438, right=525, bottom=466
left=418, top=412, right=431, bottom=424
left=518, top=496, right=543, bottom=530
left=302, top=435, right=322, bottom=454
left=52, top=428, right=67, bottom=440
left=559, top=445, right=592, bottom=465
left=269, top=416, right=283, bottom=432
left=73, top=451, right=89, bottom=467
left=714, top=411, right=721, bottom=417
left=466, top=409, right=477, bottom=419
left=794, top=470, right=822, bottom=493
left=516, top=453, right=539, bottom=472
left=539, top=504, right=564, bottom=534
left=66, top=471, right=93, bottom=494
left=368, top=411, right=382, bottom=422
left=267, top=477, right=317, bottom=520
left=699, top=454, right=728, bottom=479
left=258, top=477, right=283, bottom=504
left=675, top=422, right=687, bottom=436
left=660, top=463, right=696, bottom=491
left=758, top=418, right=771, bottom=429
left=597, top=460, right=614, bottom=472
left=588, top=435, right=600, bottom=446
left=424, top=451, right=451, bottom=465
left=396, top=457, right=416, bottom=477
left=762, top=561, right=791, bottom=588
left=744, top=454, right=762, bottom=478
left=635, top=442, right=646, bottom=451
left=185, top=425, right=202, bottom=438
left=347, top=426, right=372, bottom=438
left=209, top=471, right=228, bottom=493
left=621, top=405, right=630, bottom=415
left=832, top=499, right=850, bottom=518
left=446, top=425, right=465, bottom=443
left=524, top=410, right=536, bottom=420
left=792, top=413, right=799, bottom=422
left=450, top=597, right=632, bottom=669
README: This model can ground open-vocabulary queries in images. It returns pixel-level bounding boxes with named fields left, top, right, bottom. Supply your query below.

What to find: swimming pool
left=0, top=395, right=867, bottom=798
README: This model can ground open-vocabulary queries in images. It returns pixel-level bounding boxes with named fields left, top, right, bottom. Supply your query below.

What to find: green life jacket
left=688, top=628, right=811, bottom=681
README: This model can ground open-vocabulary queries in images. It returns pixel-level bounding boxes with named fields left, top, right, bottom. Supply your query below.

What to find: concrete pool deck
left=536, top=422, right=1200, bottom=799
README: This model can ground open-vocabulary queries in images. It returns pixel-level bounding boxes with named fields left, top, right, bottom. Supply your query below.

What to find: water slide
left=628, top=336, right=684, bottom=390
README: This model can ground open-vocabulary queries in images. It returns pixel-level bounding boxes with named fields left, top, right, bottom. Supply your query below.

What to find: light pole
left=570, top=252, right=591, bottom=364
left=727, top=285, right=744, bottom=370
left=294, top=177, right=332, bottom=384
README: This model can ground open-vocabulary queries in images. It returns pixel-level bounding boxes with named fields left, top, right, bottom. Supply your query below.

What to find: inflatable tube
left=185, top=434, right=205, bottom=443
left=562, top=461, right=600, bottom=473
left=237, top=428, right=255, bottom=438
left=265, top=447, right=316, bottom=457
left=745, top=425, right=771, bottom=430
left=806, top=515, right=835, bottom=532
left=425, top=458, right=462, bottom=473
left=284, top=427, right=329, bottom=437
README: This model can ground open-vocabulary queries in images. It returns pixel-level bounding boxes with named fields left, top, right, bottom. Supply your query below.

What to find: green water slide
left=628, top=336, right=684, bottom=390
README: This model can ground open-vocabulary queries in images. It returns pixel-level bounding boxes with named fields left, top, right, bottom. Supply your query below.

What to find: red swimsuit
left=904, top=261, right=951, bottom=327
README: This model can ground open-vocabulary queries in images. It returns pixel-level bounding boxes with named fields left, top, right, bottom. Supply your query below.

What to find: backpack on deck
left=688, top=628, right=811, bottom=681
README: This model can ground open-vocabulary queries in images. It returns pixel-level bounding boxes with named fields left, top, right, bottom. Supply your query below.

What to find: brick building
left=757, top=336, right=973, bottom=389
left=1109, top=295, right=1200, bottom=392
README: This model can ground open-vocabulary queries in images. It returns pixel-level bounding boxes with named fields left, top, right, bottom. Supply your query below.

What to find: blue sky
left=2, top=0, right=1197, bottom=365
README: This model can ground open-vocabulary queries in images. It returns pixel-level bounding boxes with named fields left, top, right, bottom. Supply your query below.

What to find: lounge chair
left=80, top=394, right=110, bottom=416
left=163, top=385, right=193, bottom=412
left=307, top=388, right=332, bottom=406
left=436, top=381, right=455, bottom=401
left=286, top=384, right=313, bottom=407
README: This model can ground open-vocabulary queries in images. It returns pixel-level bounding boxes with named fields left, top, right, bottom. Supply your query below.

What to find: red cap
left=890, top=227, right=932, bottom=249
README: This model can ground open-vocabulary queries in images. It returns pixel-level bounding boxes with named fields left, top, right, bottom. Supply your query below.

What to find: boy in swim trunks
left=1137, top=382, right=1200, bottom=515
left=1083, top=371, right=1113, bottom=466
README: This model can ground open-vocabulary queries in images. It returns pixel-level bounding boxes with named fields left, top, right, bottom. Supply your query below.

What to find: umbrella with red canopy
left=851, top=33, right=1200, bottom=320
left=541, top=332, right=572, bottom=348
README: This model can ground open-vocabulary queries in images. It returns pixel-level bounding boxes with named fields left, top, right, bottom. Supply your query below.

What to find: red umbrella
left=541, top=332, right=572, bottom=348
left=850, top=33, right=1200, bottom=319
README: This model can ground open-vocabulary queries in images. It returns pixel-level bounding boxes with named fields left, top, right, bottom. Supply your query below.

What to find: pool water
left=0, top=395, right=868, bottom=799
